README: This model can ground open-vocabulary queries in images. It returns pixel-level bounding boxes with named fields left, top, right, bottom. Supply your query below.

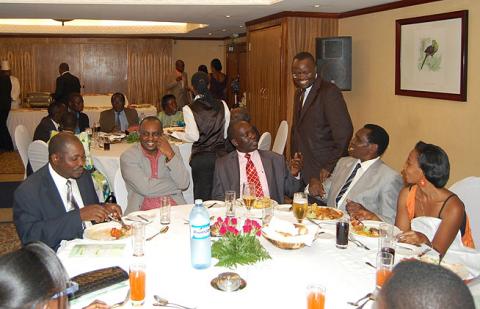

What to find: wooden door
left=247, top=25, right=283, bottom=141
left=226, top=42, right=247, bottom=107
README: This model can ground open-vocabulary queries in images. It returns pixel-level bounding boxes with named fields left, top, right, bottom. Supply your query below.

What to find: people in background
left=120, top=117, right=189, bottom=213
left=33, top=102, right=66, bottom=142
left=67, top=93, right=89, bottom=133
left=209, top=58, right=227, bottom=102
left=212, top=121, right=303, bottom=203
left=157, top=94, right=184, bottom=128
left=308, top=124, right=403, bottom=224
left=291, top=51, right=353, bottom=186
left=0, top=60, right=20, bottom=108
left=0, top=241, right=109, bottom=309
left=166, top=59, right=191, bottom=110
left=0, top=70, right=13, bottom=151
left=13, top=133, right=122, bottom=250
left=182, top=71, right=230, bottom=201
left=374, top=260, right=475, bottom=309
left=396, top=141, right=475, bottom=256
left=99, top=92, right=139, bottom=133
left=54, top=62, right=81, bottom=104
left=198, top=64, right=208, bottom=74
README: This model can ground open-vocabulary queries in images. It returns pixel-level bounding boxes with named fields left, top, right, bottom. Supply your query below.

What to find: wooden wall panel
left=0, top=40, right=36, bottom=96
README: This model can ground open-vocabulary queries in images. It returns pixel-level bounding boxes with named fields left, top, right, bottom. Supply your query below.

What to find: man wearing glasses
left=120, top=116, right=189, bottom=214
left=291, top=51, right=353, bottom=187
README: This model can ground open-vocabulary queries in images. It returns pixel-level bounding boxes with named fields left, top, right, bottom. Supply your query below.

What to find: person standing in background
left=0, top=60, right=20, bottom=108
left=198, top=64, right=208, bottom=74
left=54, top=63, right=81, bottom=104
left=165, top=59, right=191, bottom=110
left=0, top=69, right=13, bottom=151
left=209, top=58, right=227, bottom=103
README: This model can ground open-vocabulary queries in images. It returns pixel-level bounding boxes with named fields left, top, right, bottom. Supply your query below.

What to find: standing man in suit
left=54, top=63, right=81, bottom=104
left=99, top=92, right=139, bottom=133
left=0, top=69, right=13, bottom=151
left=308, top=124, right=403, bottom=224
left=212, top=121, right=303, bottom=203
left=165, top=59, right=191, bottom=110
left=13, top=133, right=122, bottom=250
left=33, top=102, right=66, bottom=142
left=291, top=52, right=353, bottom=186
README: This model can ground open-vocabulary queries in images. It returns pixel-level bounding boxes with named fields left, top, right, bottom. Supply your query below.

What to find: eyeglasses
left=292, top=71, right=314, bottom=78
left=51, top=281, right=79, bottom=299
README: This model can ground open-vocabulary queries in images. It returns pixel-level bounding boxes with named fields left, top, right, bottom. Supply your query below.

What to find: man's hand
left=308, top=177, right=325, bottom=197
left=79, top=205, right=110, bottom=223
left=157, top=135, right=175, bottom=161
left=103, top=203, right=122, bottom=219
left=318, top=168, right=331, bottom=184
left=82, top=300, right=110, bottom=309
left=176, top=75, right=183, bottom=82
left=346, top=200, right=380, bottom=221
left=397, top=230, right=430, bottom=246
left=289, top=152, right=303, bottom=177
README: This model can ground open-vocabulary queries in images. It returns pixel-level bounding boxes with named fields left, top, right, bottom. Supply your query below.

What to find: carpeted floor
left=0, top=222, right=21, bottom=255
left=0, top=151, right=25, bottom=182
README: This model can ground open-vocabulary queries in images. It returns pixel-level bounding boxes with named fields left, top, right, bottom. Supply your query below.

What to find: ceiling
left=0, top=0, right=402, bottom=37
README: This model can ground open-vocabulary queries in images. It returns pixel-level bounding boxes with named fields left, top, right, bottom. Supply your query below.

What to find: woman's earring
left=419, top=178, right=426, bottom=187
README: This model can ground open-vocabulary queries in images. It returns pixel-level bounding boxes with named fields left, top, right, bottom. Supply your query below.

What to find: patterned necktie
left=245, top=153, right=264, bottom=197
left=115, top=112, right=122, bottom=131
left=335, top=163, right=362, bottom=206
left=297, top=88, right=306, bottom=119
left=66, top=180, right=79, bottom=211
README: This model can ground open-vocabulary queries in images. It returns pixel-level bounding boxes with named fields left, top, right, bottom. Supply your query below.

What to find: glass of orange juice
left=306, top=284, right=325, bottom=309
left=130, top=260, right=146, bottom=306
left=376, top=251, right=394, bottom=289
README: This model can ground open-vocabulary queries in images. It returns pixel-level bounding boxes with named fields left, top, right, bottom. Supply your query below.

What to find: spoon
left=347, top=292, right=373, bottom=306
left=146, top=226, right=169, bottom=241
left=154, top=295, right=196, bottom=309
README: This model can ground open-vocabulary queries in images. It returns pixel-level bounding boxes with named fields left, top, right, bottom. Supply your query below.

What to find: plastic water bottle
left=189, top=199, right=211, bottom=269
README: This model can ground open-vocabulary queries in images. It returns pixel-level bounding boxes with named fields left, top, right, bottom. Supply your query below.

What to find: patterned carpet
left=0, top=222, right=21, bottom=255
left=0, top=151, right=25, bottom=182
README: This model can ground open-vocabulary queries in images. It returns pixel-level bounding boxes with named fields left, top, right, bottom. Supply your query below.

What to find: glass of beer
left=376, top=251, right=394, bottom=289
left=242, top=182, right=256, bottom=219
left=129, top=260, right=146, bottom=306
left=306, top=284, right=326, bottom=309
left=292, top=192, right=308, bottom=223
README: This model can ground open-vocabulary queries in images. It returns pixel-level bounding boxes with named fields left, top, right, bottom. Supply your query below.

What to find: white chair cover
left=114, top=168, right=128, bottom=213
left=27, top=140, right=48, bottom=172
left=258, top=132, right=272, bottom=151
left=450, top=177, right=480, bottom=247
left=272, top=120, right=288, bottom=155
left=14, top=124, right=32, bottom=179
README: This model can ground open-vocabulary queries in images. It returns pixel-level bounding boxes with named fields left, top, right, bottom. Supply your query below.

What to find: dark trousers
left=0, top=109, right=13, bottom=151
left=190, top=152, right=217, bottom=201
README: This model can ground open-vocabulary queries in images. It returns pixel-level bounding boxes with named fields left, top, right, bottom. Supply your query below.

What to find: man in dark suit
left=68, top=93, right=89, bottom=133
left=291, top=52, right=353, bottom=186
left=33, top=102, right=66, bottom=142
left=54, top=62, right=81, bottom=104
left=212, top=121, right=303, bottom=203
left=99, top=92, right=139, bottom=133
left=13, top=133, right=122, bottom=250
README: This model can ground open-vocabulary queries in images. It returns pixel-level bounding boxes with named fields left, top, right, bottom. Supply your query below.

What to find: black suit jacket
left=13, top=165, right=99, bottom=250
left=291, top=77, right=353, bottom=184
left=211, top=150, right=303, bottom=203
left=77, top=112, right=90, bottom=132
left=33, top=116, right=57, bottom=142
left=54, top=72, right=81, bottom=103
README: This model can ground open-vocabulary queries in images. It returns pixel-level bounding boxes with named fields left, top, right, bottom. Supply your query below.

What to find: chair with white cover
left=257, top=132, right=272, bottom=151
left=14, top=125, right=32, bottom=179
left=271, top=120, right=288, bottom=155
left=27, top=140, right=49, bottom=172
left=114, top=168, right=128, bottom=213
left=449, top=177, right=480, bottom=247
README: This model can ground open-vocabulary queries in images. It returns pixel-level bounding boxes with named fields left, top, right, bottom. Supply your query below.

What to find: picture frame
left=395, top=10, right=468, bottom=101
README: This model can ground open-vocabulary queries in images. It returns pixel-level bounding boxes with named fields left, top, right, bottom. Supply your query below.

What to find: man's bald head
left=48, top=133, right=81, bottom=158
left=48, top=133, right=86, bottom=179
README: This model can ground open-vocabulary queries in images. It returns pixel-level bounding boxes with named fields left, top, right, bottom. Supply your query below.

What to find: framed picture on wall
left=395, top=10, right=468, bottom=101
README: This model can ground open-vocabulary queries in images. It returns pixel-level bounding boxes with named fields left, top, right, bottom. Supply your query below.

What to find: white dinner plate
left=350, top=220, right=401, bottom=239
left=125, top=211, right=155, bottom=224
left=83, top=221, right=132, bottom=241
left=396, top=242, right=423, bottom=256
left=204, top=200, right=225, bottom=208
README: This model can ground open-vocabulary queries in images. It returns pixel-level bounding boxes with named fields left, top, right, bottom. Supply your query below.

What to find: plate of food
left=350, top=220, right=400, bottom=238
left=417, top=255, right=470, bottom=280
left=262, top=223, right=310, bottom=250
left=83, top=221, right=132, bottom=241
left=307, top=204, right=344, bottom=221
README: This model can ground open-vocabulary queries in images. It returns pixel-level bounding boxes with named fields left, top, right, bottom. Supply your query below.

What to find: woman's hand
left=397, top=230, right=430, bottom=246
left=82, top=300, right=110, bottom=309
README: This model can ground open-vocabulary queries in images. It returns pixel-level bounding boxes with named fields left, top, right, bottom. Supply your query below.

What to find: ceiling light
left=222, top=29, right=226, bottom=32
left=314, top=4, right=320, bottom=8
left=0, top=0, right=283, bottom=4
left=225, top=15, right=231, bottom=18
left=208, top=32, right=212, bottom=35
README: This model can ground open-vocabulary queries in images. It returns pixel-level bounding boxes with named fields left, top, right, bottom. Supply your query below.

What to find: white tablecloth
left=91, top=142, right=194, bottom=204
left=58, top=206, right=381, bottom=309
left=7, top=106, right=157, bottom=149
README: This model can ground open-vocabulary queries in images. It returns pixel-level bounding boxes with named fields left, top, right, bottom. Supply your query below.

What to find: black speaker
left=316, top=36, right=352, bottom=91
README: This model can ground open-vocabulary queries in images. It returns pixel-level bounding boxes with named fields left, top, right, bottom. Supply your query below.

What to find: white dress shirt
left=10, top=75, right=20, bottom=105
left=237, top=150, right=270, bottom=198
left=51, top=118, right=60, bottom=130
left=302, top=84, right=313, bottom=107
left=48, top=164, right=85, bottom=212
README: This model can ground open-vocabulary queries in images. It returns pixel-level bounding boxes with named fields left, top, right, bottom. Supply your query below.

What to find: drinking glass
left=292, top=192, right=308, bottom=223
left=261, top=196, right=273, bottom=225
left=129, top=260, right=146, bottom=306
left=378, top=223, right=396, bottom=259
left=336, top=217, right=349, bottom=249
left=132, top=222, right=145, bottom=257
left=306, top=284, right=326, bottom=309
left=242, top=183, right=256, bottom=219
left=225, top=190, right=236, bottom=217
left=376, top=251, right=394, bottom=289
left=160, top=196, right=171, bottom=225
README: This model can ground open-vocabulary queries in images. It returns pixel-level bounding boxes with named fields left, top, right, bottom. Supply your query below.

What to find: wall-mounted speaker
left=316, top=36, right=352, bottom=91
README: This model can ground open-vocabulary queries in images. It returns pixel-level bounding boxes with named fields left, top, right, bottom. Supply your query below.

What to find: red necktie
left=245, top=153, right=264, bottom=197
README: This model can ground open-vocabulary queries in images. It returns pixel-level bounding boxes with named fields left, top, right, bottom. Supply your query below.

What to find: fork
left=347, top=292, right=372, bottom=306
left=111, top=289, right=130, bottom=308
left=307, top=217, right=322, bottom=229
left=146, top=226, right=169, bottom=241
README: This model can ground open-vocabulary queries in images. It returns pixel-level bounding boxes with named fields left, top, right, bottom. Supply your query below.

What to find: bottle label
left=191, top=223, right=210, bottom=240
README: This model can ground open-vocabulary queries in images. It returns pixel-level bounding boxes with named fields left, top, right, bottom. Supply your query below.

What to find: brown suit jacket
left=291, top=77, right=353, bottom=185
left=99, top=108, right=139, bottom=133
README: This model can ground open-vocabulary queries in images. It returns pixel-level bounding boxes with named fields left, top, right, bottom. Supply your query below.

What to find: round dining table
left=58, top=204, right=384, bottom=309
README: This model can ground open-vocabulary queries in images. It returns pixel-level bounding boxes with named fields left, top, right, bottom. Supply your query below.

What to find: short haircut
left=227, top=120, right=249, bottom=142
left=140, top=116, right=163, bottom=131
left=293, top=51, right=315, bottom=63
left=415, top=141, right=450, bottom=188
left=60, top=111, right=77, bottom=132
left=211, top=58, right=222, bottom=71
left=161, top=94, right=176, bottom=110
left=48, top=132, right=79, bottom=157
left=0, top=242, right=69, bottom=308
left=59, top=62, right=69, bottom=71
left=380, top=260, right=475, bottom=309
left=68, top=92, right=83, bottom=103
left=230, top=107, right=251, bottom=123
left=111, top=92, right=125, bottom=104
left=364, top=124, right=389, bottom=156
left=47, top=102, right=65, bottom=118
left=198, top=64, right=208, bottom=73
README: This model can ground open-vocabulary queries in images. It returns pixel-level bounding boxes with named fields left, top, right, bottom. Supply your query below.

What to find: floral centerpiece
left=211, top=217, right=271, bottom=269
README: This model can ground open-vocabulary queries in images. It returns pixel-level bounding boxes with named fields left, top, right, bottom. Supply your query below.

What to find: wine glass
left=292, top=192, right=308, bottom=223
left=242, top=182, right=256, bottom=219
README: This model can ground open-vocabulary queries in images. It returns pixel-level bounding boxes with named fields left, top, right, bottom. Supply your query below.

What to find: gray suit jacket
left=120, top=143, right=190, bottom=214
left=211, top=150, right=303, bottom=203
left=323, top=156, right=403, bottom=224
left=99, top=108, right=139, bottom=133
left=165, top=71, right=191, bottom=110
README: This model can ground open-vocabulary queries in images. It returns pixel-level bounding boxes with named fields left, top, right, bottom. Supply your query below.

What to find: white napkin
left=263, top=217, right=318, bottom=246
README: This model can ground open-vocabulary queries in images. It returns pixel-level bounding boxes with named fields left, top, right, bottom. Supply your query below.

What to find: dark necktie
left=297, top=88, right=306, bottom=119
left=245, top=153, right=264, bottom=197
left=335, top=163, right=361, bottom=206
left=66, top=180, right=79, bottom=211
left=115, top=112, right=121, bottom=132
